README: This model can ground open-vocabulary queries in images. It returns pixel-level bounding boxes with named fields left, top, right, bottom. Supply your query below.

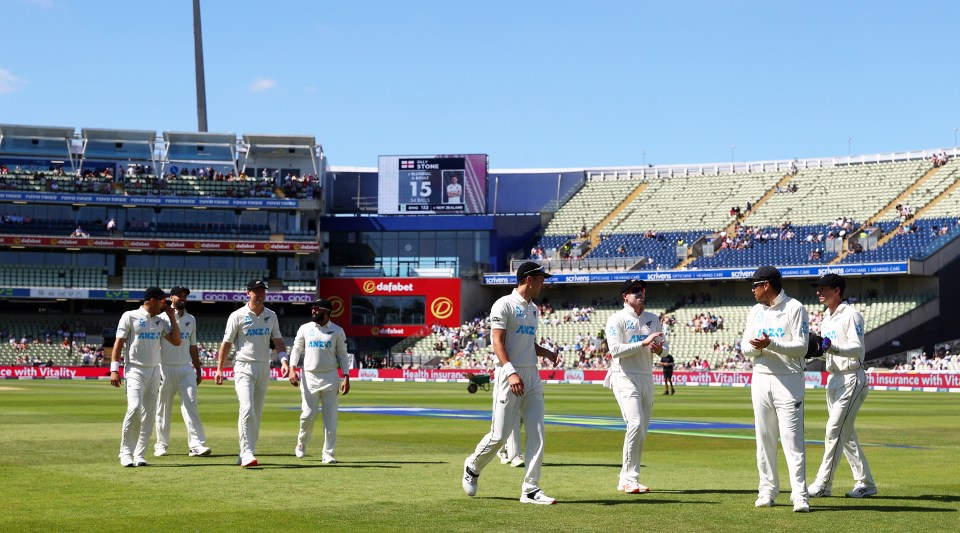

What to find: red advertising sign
left=0, top=236, right=318, bottom=254
left=0, top=366, right=357, bottom=380
left=318, top=277, right=461, bottom=338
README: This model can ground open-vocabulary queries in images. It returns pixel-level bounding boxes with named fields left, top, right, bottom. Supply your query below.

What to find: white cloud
left=249, top=77, right=277, bottom=92
left=0, top=68, right=25, bottom=94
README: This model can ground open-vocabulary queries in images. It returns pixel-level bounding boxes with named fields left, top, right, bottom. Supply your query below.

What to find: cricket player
left=154, top=286, right=211, bottom=458
left=807, top=274, right=877, bottom=498
left=462, top=261, right=560, bottom=505
left=742, top=266, right=810, bottom=512
left=289, top=298, right=350, bottom=464
left=215, top=279, right=289, bottom=468
left=604, top=279, right=666, bottom=494
left=110, top=286, right=181, bottom=467
left=446, top=175, right=463, bottom=203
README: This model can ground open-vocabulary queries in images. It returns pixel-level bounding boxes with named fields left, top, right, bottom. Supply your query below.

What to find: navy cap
left=516, top=261, right=552, bottom=281
left=750, top=265, right=782, bottom=282
left=246, top=279, right=268, bottom=291
left=312, top=298, right=333, bottom=311
left=812, top=273, right=845, bottom=291
left=169, top=286, right=190, bottom=296
left=144, top=286, right=168, bottom=301
left=619, top=278, right=647, bottom=294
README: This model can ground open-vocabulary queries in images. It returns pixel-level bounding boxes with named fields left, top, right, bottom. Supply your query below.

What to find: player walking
left=154, top=286, right=211, bottom=458
left=215, top=279, right=289, bottom=468
left=807, top=274, right=877, bottom=498
left=289, top=299, right=350, bottom=464
left=742, top=266, right=810, bottom=512
left=110, top=287, right=181, bottom=467
left=462, top=261, right=560, bottom=504
left=604, top=279, right=665, bottom=494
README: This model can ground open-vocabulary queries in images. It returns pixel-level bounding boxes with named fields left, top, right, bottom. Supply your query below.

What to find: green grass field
left=0, top=380, right=957, bottom=532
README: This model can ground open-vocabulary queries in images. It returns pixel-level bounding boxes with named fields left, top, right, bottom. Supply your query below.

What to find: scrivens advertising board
left=317, top=277, right=460, bottom=337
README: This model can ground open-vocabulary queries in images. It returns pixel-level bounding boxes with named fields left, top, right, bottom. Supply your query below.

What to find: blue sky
left=1, top=0, right=957, bottom=169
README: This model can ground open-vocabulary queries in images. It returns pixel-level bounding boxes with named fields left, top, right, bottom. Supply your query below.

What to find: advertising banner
left=0, top=366, right=356, bottom=380
left=318, top=277, right=460, bottom=338
left=0, top=235, right=318, bottom=253
left=483, top=262, right=909, bottom=285
left=0, top=191, right=300, bottom=209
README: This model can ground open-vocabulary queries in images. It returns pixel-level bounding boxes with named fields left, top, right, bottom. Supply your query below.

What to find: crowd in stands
left=930, top=151, right=950, bottom=168
left=872, top=351, right=958, bottom=372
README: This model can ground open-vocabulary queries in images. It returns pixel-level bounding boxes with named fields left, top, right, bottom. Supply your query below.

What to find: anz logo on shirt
left=627, top=334, right=643, bottom=343
left=179, top=331, right=191, bottom=340
left=245, top=328, right=270, bottom=337
left=137, top=332, right=161, bottom=340
left=758, top=327, right=786, bottom=338
left=515, top=325, right=536, bottom=336
left=308, top=340, right=332, bottom=349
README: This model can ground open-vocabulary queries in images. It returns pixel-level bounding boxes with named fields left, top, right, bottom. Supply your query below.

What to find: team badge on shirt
left=138, top=318, right=146, bottom=328
left=514, top=305, right=526, bottom=318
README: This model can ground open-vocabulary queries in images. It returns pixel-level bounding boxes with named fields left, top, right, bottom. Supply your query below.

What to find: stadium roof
left=242, top=134, right=320, bottom=157
left=81, top=128, right=156, bottom=143
left=0, top=124, right=75, bottom=161
left=163, top=131, right=237, bottom=166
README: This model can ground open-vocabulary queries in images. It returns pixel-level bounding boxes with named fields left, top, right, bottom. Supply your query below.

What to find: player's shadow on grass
left=484, top=497, right=699, bottom=506
left=812, top=503, right=955, bottom=513
left=662, top=489, right=757, bottom=495
left=869, top=495, right=960, bottom=503
left=542, top=463, right=621, bottom=468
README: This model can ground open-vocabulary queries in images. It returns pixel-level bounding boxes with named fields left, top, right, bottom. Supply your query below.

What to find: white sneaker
left=240, top=455, right=259, bottom=468
left=755, top=495, right=775, bottom=507
left=619, top=482, right=650, bottom=494
left=189, top=446, right=212, bottom=457
left=120, top=454, right=135, bottom=467
left=520, top=489, right=557, bottom=505
left=793, top=498, right=810, bottom=512
left=498, top=449, right=510, bottom=465
left=510, top=455, right=525, bottom=468
left=846, top=485, right=878, bottom=498
left=153, top=446, right=168, bottom=458
left=462, top=459, right=479, bottom=497
left=134, top=456, right=148, bottom=467
left=808, top=483, right=831, bottom=497
left=295, top=443, right=306, bottom=458
left=322, top=454, right=337, bottom=464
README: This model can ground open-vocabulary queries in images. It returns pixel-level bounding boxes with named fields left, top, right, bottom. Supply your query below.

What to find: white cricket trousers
left=297, top=369, right=340, bottom=457
left=234, top=361, right=270, bottom=459
left=751, top=372, right=808, bottom=501
left=467, top=366, right=545, bottom=493
left=610, top=371, right=654, bottom=484
left=812, top=369, right=875, bottom=491
left=155, top=363, right=207, bottom=451
left=119, top=364, right=161, bottom=460
left=495, top=386, right=522, bottom=460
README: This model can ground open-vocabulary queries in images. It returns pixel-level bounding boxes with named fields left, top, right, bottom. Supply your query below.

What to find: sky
left=1, top=0, right=958, bottom=170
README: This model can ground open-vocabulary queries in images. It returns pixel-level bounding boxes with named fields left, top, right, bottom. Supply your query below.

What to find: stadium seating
left=122, top=268, right=269, bottom=291
left=0, top=265, right=107, bottom=288
left=420, top=293, right=933, bottom=370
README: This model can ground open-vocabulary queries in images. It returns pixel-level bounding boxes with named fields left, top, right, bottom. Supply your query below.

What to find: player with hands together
left=603, top=279, right=666, bottom=494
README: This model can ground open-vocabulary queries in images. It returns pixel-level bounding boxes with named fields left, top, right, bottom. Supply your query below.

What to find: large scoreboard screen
left=378, top=154, right=488, bottom=214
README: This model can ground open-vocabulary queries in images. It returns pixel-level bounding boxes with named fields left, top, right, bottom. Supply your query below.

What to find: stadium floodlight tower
left=193, top=0, right=208, bottom=132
